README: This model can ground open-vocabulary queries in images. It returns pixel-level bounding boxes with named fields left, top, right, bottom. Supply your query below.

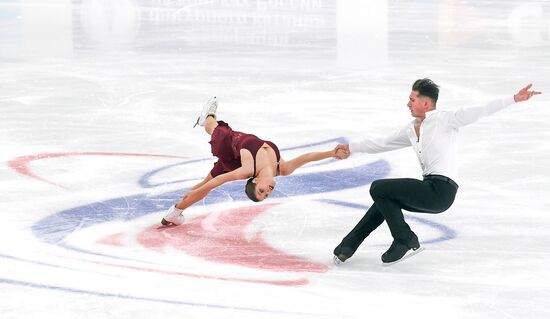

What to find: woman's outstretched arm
left=176, top=167, right=251, bottom=209
left=191, top=173, right=214, bottom=190
left=279, top=148, right=343, bottom=176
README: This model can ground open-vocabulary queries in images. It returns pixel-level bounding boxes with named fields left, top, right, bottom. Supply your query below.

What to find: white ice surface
left=1, top=1, right=550, bottom=318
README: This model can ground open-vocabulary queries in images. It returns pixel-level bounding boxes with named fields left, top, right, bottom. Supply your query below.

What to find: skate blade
left=382, top=246, right=425, bottom=267
left=160, top=218, right=177, bottom=227
left=332, top=254, right=348, bottom=266
left=193, top=117, right=200, bottom=128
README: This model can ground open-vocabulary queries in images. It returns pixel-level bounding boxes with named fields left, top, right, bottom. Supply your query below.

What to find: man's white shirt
left=349, top=96, right=516, bottom=182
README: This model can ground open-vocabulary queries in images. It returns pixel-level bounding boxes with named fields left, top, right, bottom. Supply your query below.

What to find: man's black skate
left=333, top=244, right=355, bottom=265
left=381, top=233, right=421, bottom=264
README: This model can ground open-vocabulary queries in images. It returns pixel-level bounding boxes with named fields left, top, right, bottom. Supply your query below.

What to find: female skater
left=162, top=97, right=344, bottom=225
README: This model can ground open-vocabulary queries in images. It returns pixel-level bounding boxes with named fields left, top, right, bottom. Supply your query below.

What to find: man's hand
left=334, top=143, right=350, bottom=160
left=514, top=84, right=542, bottom=102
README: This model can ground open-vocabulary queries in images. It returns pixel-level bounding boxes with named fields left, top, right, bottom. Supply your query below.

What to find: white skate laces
left=161, top=205, right=185, bottom=226
left=193, top=97, right=218, bottom=128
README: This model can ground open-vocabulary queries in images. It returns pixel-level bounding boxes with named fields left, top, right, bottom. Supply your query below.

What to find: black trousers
left=335, top=175, right=458, bottom=257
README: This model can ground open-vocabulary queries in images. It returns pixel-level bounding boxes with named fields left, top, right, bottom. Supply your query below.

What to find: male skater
left=333, top=79, right=541, bottom=264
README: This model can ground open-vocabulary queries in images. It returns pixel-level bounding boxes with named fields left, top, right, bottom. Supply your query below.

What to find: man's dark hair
left=245, top=178, right=260, bottom=202
left=412, top=78, right=439, bottom=106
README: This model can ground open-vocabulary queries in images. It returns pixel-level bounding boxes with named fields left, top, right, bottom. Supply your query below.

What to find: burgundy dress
left=209, top=121, right=281, bottom=178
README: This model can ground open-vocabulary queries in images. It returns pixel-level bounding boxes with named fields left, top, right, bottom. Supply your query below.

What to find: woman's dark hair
left=245, top=178, right=260, bottom=202
left=412, top=78, right=439, bottom=106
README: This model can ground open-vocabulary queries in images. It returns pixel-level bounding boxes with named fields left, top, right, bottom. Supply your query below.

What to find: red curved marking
left=82, top=258, right=308, bottom=286
left=136, top=204, right=329, bottom=273
left=51, top=253, right=308, bottom=286
left=7, top=152, right=188, bottom=188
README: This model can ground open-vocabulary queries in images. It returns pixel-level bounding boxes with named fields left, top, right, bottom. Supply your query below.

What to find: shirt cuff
left=505, top=95, right=516, bottom=105
left=349, top=142, right=362, bottom=153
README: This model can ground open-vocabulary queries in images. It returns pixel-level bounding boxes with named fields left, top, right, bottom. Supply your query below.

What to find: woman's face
left=253, top=177, right=276, bottom=201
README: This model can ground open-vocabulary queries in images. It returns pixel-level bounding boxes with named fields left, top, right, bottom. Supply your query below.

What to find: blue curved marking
left=0, top=252, right=111, bottom=275
left=405, top=215, right=457, bottom=244
left=22, top=134, right=459, bottom=310
left=316, top=199, right=457, bottom=244
left=138, top=158, right=213, bottom=188
left=0, top=277, right=325, bottom=316
left=139, top=137, right=348, bottom=189
left=32, top=160, right=390, bottom=245
left=55, top=243, right=162, bottom=264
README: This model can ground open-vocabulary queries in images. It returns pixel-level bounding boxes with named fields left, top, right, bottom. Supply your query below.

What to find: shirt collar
left=421, top=108, right=439, bottom=122
left=425, top=108, right=438, bottom=117
left=412, top=109, right=438, bottom=125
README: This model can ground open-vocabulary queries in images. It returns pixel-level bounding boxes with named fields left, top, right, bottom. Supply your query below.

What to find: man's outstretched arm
left=334, top=125, right=412, bottom=160
left=448, top=83, right=542, bottom=128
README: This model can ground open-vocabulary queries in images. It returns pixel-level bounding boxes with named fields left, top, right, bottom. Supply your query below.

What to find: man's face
left=407, top=91, right=430, bottom=118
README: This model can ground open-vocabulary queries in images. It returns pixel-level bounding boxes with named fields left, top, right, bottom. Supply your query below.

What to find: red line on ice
left=7, top=152, right=188, bottom=187
left=82, top=258, right=309, bottom=286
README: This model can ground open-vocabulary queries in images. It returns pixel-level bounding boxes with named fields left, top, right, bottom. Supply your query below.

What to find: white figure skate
left=193, top=97, right=218, bottom=128
left=161, top=205, right=185, bottom=226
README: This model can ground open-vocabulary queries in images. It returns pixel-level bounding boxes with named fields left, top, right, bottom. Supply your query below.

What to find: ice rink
left=1, top=0, right=550, bottom=318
